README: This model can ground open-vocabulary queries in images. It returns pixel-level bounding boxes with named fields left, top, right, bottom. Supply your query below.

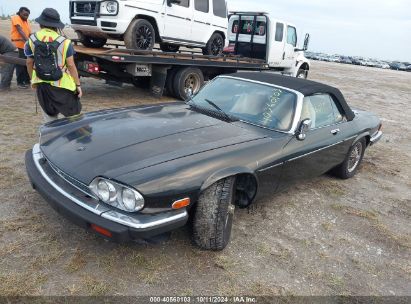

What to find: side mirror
left=167, top=0, right=181, bottom=6
left=303, top=33, right=310, bottom=51
left=296, top=119, right=312, bottom=141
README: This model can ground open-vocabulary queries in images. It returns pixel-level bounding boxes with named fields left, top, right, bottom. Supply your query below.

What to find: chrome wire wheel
left=184, top=73, right=201, bottom=96
left=136, top=25, right=153, bottom=50
left=211, top=36, right=224, bottom=56
left=347, top=142, right=363, bottom=173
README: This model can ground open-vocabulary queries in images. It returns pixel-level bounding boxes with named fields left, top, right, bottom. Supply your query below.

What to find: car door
left=267, top=21, right=286, bottom=67
left=277, top=93, right=355, bottom=190
left=192, top=0, right=210, bottom=44
left=281, top=25, right=297, bottom=68
left=164, top=0, right=193, bottom=42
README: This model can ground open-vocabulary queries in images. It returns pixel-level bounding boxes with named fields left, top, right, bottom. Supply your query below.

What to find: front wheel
left=202, top=33, right=224, bottom=56
left=124, top=19, right=155, bottom=51
left=296, top=68, right=308, bottom=79
left=192, top=177, right=236, bottom=251
left=332, top=138, right=366, bottom=179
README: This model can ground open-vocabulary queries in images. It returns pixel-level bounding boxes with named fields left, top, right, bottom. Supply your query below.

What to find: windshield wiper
left=203, top=99, right=237, bottom=122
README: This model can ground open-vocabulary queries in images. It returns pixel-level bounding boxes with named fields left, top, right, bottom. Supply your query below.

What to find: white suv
left=69, top=0, right=228, bottom=55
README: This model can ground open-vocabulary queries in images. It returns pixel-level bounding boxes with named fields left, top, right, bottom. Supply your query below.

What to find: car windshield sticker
left=261, top=88, right=283, bottom=125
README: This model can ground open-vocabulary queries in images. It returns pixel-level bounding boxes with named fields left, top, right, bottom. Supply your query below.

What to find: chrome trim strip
left=101, top=210, right=187, bottom=230
left=32, top=144, right=188, bottom=230
left=287, top=135, right=357, bottom=162
left=32, top=144, right=108, bottom=216
left=218, top=75, right=304, bottom=135
left=258, top=162, right=284, bottom=172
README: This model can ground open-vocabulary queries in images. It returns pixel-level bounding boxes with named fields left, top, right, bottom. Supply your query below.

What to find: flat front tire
left=333, top=138, right=366, bottom=179
left=193, top=177, right=236, bottom=251
left=124, top=19, right=155, bottom=51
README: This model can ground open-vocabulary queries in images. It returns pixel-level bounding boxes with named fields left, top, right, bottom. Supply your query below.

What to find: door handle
left=331, top=128, right=340, bottom=135
left=282, top=52, right=285, bottom=60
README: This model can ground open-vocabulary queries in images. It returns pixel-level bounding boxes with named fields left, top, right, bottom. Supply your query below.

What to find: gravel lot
left=0, top=21, right=410, bottom=296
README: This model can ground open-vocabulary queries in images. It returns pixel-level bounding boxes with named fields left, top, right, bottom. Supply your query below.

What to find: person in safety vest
left=25, top=8, right=83, bottom=122
left=11, top=7, right=31, bottom=88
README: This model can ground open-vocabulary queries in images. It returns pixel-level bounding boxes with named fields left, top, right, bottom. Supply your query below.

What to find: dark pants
left=0, top=51, right=16, bottom=89
left=16, top=48, right=30, bottom=85
left=36, top=83, right=82, bottom=118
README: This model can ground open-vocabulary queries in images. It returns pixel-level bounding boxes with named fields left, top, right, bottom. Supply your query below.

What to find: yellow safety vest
left=28, top=28, right=76, bottom=92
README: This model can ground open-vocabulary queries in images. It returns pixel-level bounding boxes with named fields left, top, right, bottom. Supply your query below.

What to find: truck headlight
left=89, top=177, right=144, bottom=212
left=100, top=1, right=118, bottom=15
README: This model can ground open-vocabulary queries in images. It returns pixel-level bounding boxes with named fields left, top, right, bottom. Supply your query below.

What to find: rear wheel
left=160, top=43, right=180, bottom=53
left=124, top=19, right=155, bottom=51
left=332, top=138, right=366, bottom=179
left=193, top=177, right=236, bottom=251
left=173, top=67, right=204, bottom=100
left=77, top=32, right=107, bottom=48
left=202, top=33, right=224, bottom=56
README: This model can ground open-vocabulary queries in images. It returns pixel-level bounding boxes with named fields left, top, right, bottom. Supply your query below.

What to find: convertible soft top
left=227, top=72, right=356, bottom=121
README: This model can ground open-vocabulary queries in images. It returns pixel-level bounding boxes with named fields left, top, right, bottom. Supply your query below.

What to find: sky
left=1, top=0, right=410, bottom=61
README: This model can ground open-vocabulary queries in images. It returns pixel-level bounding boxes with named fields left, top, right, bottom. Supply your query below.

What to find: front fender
left=200, top=166, right=258, bottom=192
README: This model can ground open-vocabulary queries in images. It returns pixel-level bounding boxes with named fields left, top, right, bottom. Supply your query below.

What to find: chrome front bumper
left=370, top=131, right=383, bottom=146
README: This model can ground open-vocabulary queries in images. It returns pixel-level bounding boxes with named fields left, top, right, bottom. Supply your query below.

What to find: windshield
left=190, top=77, right=297, bottom=132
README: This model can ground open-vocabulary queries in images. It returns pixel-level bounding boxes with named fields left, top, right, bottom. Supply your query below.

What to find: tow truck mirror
left=167, top=0, right=181, bottom=6
left=303, top=33, right=310, bottom=51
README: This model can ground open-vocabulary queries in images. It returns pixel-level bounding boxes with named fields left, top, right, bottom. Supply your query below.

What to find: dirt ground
left=0, top=21, right=410, bottom=296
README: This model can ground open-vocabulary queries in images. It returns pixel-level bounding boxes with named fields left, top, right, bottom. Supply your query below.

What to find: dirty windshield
left=190, top=77, right=297, bottom=131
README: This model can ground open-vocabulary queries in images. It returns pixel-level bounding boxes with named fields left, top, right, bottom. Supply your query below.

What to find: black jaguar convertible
left=26, top=72, right=382, bottom=250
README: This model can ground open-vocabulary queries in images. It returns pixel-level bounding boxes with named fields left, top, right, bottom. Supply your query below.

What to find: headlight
left=89, top=177, right=144, bottom=212
left=100, top=1, right=118, bottom=15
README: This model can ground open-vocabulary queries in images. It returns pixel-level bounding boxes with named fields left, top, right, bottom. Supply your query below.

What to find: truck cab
left=225, top=12, right=310, bottom=78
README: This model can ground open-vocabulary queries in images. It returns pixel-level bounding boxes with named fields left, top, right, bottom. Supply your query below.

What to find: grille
left=74, top=2, right=98, bottom=16
left=47, top=159, right=96, bottom=198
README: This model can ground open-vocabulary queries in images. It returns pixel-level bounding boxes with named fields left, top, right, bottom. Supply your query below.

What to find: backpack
left=30, top=34, right=66, bottom=81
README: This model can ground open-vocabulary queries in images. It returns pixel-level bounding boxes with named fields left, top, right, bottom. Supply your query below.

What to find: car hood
left=40, top=104, right=266, bottom=184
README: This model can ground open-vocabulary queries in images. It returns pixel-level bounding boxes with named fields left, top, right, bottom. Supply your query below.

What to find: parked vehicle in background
left=389, top=62, right=407, bottom=71
left=224, top=12, right=310, bottom=78
left=406, top=65, right=411, bottom=72
left=69, top=0, right=228, bottom=55
left=376, top=61, right=390, bottom=69
left=340, top=56, right=352, bottom=64
left=350, top=57, right=361, bottom=65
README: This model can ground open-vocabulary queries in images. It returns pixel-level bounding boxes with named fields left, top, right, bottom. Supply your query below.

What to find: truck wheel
left=332, top=138, right=366, bottom=179
left=160, top=43, right=180, bottom=53
left=202, top=33, right=224, bottom=56
left=173, top=67, right=204, bottom=100
left=296, top=68, right=308, bottom=79
left=193, top=177, right=236, bottom=251
left=77, top=32, right=107, bottom=48
left=124, top=19, right=155, bottom=51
